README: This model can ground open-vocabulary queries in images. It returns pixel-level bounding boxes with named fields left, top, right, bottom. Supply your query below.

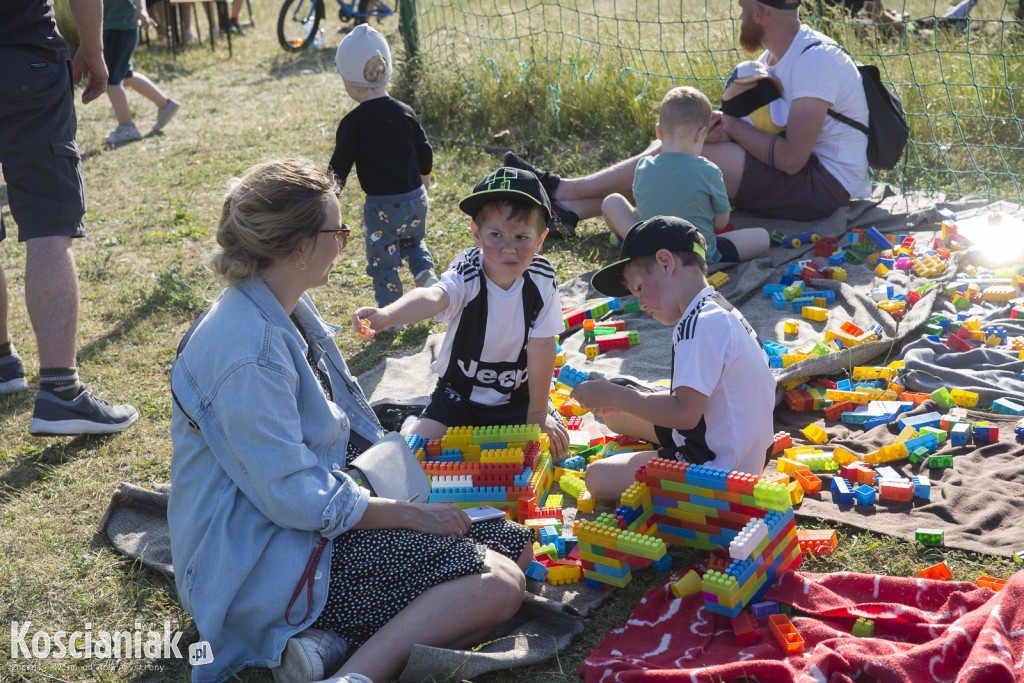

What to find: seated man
left=507, top=0, right=870, bottom=226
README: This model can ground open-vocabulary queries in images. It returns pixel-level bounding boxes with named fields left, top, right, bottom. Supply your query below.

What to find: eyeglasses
left=320, top=224, right=351, bottom=248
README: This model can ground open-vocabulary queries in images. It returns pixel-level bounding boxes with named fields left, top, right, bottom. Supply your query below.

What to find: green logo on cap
left=485, top=168, right=519, bottom=191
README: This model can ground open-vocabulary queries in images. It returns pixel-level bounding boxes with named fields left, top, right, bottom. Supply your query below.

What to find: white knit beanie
left=335, top=24, right=392, bottom=88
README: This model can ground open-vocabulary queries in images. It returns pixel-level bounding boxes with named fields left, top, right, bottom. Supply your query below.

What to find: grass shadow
left=0, top=436, right=119, bottom=505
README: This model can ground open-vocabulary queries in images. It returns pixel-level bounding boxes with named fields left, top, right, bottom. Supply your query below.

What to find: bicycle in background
left=278, top=0, right=394, bottom=51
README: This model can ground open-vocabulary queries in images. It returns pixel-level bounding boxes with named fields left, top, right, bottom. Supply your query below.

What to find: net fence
left=400, top=0, right=1024, bottom=203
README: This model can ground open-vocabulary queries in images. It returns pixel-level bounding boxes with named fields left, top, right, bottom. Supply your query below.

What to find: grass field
left=1, top=1, right=1022, bottom=681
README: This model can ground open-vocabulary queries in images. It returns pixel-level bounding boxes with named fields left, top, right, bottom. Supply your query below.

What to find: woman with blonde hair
left=168, top=159, right=533, bottom=683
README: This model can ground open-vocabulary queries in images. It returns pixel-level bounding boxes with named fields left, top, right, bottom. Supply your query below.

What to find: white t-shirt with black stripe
left=667, top=286, right=775, bottom=475
left=430, top=247, right=563, bottom=407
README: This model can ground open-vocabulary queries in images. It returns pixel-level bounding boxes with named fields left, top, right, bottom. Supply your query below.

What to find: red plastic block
left=824, top=400, right=854, bottom=421
left=797, top=528, right=837, bottom=554
left=880, top=479, right=914, bottom=502
left=768, top=614, right=804, bottom=655
left=772, top=431, right=793, bottom=455
left=730, top=611, right=762, bottom=646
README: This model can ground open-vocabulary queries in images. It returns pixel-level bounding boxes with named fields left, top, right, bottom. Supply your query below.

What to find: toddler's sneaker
left=229, top=18, right=247, bottom=35
left=153, top=100, right=181, bottom=133
left=0, top=353, right=30, bottom=395
left=30, top=387, right=139, bottom=436
left=273, top=628, right=348, bottom=683
left=105, top=124, right=141, bottom=144
left=312, top=674, right=372, bottom=683
left=413, top=269, right=439, bottom=288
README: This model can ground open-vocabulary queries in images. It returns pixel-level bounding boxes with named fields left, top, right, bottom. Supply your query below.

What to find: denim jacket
left=168, top=275, right=380, bottom=683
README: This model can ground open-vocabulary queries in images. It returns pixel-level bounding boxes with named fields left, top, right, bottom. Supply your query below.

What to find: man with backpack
left=507, top=0, right=874, bottom=226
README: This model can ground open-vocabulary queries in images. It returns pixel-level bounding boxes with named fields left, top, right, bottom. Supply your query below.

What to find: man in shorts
left=506, top=0, right=870, bottom=224
left=0, top=0, right=139, bottom=436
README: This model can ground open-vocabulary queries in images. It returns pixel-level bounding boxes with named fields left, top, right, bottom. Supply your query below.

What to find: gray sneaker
left=104, top=124, right=141, bottom=144
left=0, top=353, right=30, bottom=395
left=273, top=628, right=349, bottom=683
left=153, top=100, right=180, bottom=132
left=30, top=388, right=139, bottom=437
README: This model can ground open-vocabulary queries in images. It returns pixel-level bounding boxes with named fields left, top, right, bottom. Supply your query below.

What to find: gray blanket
left=99, top=482, right=606, bottom=682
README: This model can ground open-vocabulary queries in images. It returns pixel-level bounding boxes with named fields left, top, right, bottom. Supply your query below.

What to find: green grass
left=3, top=1, right=1022, bottom=681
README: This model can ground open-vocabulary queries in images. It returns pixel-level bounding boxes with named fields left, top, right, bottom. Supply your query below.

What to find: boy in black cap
left=572, top=216, right=776, bottom=500
left=353, top=168, right=570, bottom=459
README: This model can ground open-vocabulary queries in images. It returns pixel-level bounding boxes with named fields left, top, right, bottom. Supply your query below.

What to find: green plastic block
left=930, top=387, right=956, bottom=409
left=852, top=617, right=875, bottom=638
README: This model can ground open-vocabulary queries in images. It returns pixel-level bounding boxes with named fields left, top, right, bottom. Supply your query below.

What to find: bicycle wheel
left=278, top=0, right=320, bottom=51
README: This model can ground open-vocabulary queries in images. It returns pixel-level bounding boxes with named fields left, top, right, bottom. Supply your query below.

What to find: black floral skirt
left=312, top=519, right=533, bottom=647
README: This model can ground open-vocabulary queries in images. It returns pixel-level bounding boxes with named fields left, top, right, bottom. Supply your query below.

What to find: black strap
left=440, top=252, right=543, bottom=404
left=800, top=40, right=870, bottom=135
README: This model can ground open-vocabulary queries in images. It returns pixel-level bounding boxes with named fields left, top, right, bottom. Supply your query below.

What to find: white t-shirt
left=666, top=286, right=775, bottom=475
left=431, top=247, right=563, bottom=406
left=760, top=24, right=871, bottom=199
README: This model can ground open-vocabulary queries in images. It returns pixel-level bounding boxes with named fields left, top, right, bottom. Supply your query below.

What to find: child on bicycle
left=329, top=24, right=437, bottom=307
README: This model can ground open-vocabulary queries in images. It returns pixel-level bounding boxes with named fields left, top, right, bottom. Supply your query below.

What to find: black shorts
left=420, top=380, right=532, bottom=429
left=652, top=424, right=715, bottom=466
left=0, top=53, right=85, bottom=243
left=102, top=28, right=139, bottom=85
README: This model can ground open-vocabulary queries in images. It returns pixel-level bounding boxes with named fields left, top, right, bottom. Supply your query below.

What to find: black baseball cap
left=756, top=0, right=800, bottom=8
left=458, top=167, right=552, bottom=223
left=590, top=216, right=707, bottom=297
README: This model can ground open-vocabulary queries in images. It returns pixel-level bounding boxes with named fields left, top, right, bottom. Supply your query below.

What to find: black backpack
left=802, top=41, right=909, bottom=170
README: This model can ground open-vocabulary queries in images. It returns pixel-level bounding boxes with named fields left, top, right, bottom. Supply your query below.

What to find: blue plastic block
left=875, top=466, right=901, bottom=481
left=911, top=476, right=931, bottom=500
left=525, top=561, right=549, bottom=581
left=763, top=340, right=788, bottom=357
left=650, top=554, right=672, bottom=572
left=853, top=485, right=877, bottom=505
left=898, top=411, right=943, bottom=431
left=752, top=601, right=780, bottom=619
left=831, top=477, right=855, bottom=505
left=771, top=292, right=788, bottom=309
left=865, top=226, right=892, bottom=249
left=829, top=251, right=848, bottom=266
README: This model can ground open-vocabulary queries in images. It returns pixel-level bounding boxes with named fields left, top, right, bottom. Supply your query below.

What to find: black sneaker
left=0, top=352, right=30, bottom=395
left=547, top=204, right=579, bottom=240
left=229, top=19, right=247, bottom=35
left=503, top=151, right=561, bottom=199
left=370, top=399, right=426, bottom=432
left=30, top=387, right=139, bottom=436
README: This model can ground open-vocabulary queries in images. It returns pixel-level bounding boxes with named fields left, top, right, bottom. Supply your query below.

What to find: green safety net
left=400, top=0, right=1024, bottom=203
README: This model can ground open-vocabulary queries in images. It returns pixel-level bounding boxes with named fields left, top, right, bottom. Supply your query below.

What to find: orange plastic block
left=793, top=469, right=822, bottom=495
left=797, top=528, right=837, bottom=554
left=772, top=431, right=793, bottom=455
left=917, top=561, right=952, bottom=580
left=976, top=576, right=1007, bottom=592
left=768, top=614, right=804, bottom=655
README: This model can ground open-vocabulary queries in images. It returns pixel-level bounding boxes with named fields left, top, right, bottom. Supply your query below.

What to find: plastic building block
left=976, top=576, right=1007, bottom=592
left=793, top=469, right=822, bottom=495
left=356, top=318, right=375, bottom=341
left=950, top=423, right=972, bottom=447
left=801, top=423, right=829, bottom=445
left=992, top=398, right=1024, bottom=415
left=730, top=611, right=763, bottom=646
left=916, top=561, right=952, bottom=581
left=768, top=614, right=804, bottom=655
left=797, top=528, right=837, bottom=554
left=973, top=423, right=999, bottom=442
left=915, top=528, right=944, bottom=547
left=853, top=484, right=876, bottom=505
left=669, top=569, right=703, bottom=598
left=831, top=477, right=855, bottom=505
left=708, top=271, right=730, bottom=290
left=751, top=601, right=780, bottom=619
left=851, top=617, right=875, bottom=638
left=879, top=479, right=914, bottom=502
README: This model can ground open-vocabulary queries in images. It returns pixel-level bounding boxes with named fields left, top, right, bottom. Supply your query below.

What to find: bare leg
left=106, top=84, right=134, bottom=126
left=554, top=140, right=660, bottom=219
left=404, top=415, right=446, bottom=440
left=124, top=74, right=169, bottom=108
left=723, top=227, right=770, bottom=261
left=586, top=450, right=661, bottom=500
left=333, top=550, right=526, bottom=682
left=601, top=411, right=660, bottom=444
left=700, top=141, right=747, bottom=199
left=25, top=236, right=78, bottom=368
left=601, top=193, right=640, bottom=239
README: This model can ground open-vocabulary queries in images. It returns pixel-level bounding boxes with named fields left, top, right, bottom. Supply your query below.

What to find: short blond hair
left=212, top=159, right=340, bottom=284
left=658, top=86, right=713, bottom=139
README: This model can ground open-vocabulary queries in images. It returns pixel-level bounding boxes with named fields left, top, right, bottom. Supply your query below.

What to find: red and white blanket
left=581, top=566, right=1024, bottom=682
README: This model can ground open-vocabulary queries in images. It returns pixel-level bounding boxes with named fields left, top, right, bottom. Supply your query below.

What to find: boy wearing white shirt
left=572, top=216, right=776, bottom=500
left=353, top=168, right=570, bottom=459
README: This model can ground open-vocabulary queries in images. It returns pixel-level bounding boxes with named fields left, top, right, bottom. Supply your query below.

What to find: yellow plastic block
left=801, top=306, right=828, bottom=322
left=801, top=424, right=829, bottom=445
